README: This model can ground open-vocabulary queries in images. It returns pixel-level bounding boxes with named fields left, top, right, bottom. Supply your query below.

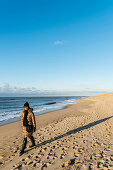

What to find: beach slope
left=1, top=93, right=113, bottom=169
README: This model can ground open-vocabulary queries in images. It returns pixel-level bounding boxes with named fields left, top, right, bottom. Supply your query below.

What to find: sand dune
left=1, top=93, right=113, bottom=169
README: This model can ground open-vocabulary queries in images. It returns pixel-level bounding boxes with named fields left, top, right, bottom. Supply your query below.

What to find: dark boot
left=29, top=136, right=35, bottom=148
left=19, top=137, right=27, bottom=156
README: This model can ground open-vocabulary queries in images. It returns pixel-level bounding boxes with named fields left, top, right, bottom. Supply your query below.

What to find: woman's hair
left=23, top=110, right=28, bottom=126
left=24, top=102, right=29, bottom=108
left=23, top=102, right=29, bottom=126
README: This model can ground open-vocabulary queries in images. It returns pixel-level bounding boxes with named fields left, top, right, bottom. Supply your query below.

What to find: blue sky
left=0, top=0, right=113, bottom=96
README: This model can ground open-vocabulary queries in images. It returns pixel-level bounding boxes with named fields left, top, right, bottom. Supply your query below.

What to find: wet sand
left=0, top=93, right=113, bottom=169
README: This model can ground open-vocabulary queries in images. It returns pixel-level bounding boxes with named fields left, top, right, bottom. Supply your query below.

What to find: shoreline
left=0, top=97, right=83, bottom=127
left=1, top=94, right=113, bottom=169
left=0, top=98, right=84, bottom=140
left=0, top=104, right=71, bottom=127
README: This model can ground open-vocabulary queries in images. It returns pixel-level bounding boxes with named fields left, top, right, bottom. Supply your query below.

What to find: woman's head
left=24, top=102, right=29, bottom=110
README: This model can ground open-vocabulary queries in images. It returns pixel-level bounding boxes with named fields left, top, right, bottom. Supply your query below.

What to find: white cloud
left=54, top=40, right=64, bottom=45
left=0, top=84, right=43, bottom=94
left=0, top=83, right=110, bottom=97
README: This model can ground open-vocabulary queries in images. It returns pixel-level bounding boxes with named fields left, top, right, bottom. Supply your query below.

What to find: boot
left=19, top=137, right=27, bottom=156
left=29, top=136, right=35, bottom=148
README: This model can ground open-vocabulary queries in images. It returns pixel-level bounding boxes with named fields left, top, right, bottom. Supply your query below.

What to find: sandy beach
left=0, top=93, right=113, bottom=169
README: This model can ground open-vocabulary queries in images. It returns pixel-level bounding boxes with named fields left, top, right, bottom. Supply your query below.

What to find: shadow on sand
left=25, top=115, right=113, bottom=153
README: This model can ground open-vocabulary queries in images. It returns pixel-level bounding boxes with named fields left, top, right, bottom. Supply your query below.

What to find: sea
left=0, top=96, right=86, bottom=126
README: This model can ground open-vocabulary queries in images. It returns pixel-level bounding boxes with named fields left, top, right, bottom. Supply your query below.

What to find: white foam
left=0, top=97, right=81, bottom=124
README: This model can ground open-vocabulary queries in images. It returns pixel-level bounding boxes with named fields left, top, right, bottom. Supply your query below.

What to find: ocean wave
left=44, top=102, right=56, bottom=105
left=0, top=110, right=21, bottom=122
left=0, top=96, right=83, bottom=125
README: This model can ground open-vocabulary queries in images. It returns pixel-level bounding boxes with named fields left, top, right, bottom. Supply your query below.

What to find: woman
left=19, top=102, right=36, bottom=156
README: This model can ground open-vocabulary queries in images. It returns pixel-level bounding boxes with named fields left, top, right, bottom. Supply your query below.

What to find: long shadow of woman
left=25, top=115, right=113, bottom=153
